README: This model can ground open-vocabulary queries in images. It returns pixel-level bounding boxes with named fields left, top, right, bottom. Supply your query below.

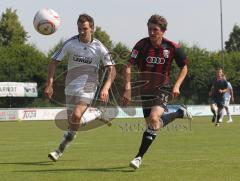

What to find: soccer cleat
left=99, top=119, right=112, bottom=127
left=48, top=150, right=63, bottom=161
left=129, top=157, right=142, bottom=169
left=98, top=117, right=112, bottom=127
left=227, top=119, right=233, bottom=123
left=98, top=108, right=112, bottom=127
left=178, top=105, right=193, bottom=120
left=215, top=123, right=220, bottom=127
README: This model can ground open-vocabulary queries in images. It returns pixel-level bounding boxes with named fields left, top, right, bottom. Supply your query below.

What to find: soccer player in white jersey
left=44, top=14, right=116, bottom=161
left=219, top=75, right=234, bottom=123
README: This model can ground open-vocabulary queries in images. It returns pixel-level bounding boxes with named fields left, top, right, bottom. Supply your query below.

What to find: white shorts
left=224, top=97, right=230, bottom=107
left=65, top=74, right=98, bottom=110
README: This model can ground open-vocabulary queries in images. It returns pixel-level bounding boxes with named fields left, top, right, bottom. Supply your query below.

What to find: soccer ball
left=33, top=8, right=60, bottom=35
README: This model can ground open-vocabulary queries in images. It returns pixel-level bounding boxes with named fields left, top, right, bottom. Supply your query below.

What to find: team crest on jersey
left=163, top=49, right=170, bottom=58
left=131, top=49, right=138, bottom=58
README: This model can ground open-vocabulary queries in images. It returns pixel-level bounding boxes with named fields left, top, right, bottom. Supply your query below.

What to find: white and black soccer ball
left=33, top=8, right=60, bottom=35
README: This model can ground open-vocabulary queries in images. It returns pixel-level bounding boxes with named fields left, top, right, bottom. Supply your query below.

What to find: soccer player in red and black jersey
left=122, top=14, right=192, bottom=169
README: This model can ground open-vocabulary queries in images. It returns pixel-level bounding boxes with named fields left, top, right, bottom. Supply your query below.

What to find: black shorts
left=212, top=98, right=224, bottom=108
left=141, top=85, right=172, bottom=118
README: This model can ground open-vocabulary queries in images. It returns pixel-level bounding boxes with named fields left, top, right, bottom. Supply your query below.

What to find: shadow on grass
left=13, top=166, right=135, bottom=173
left=0, top=160, right=75, bottom=166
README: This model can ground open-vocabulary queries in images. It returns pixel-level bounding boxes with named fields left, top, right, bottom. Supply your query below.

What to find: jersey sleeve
left=173, top=47, right=188, bottom=68
left=99, top=43, right=115, bottom=66
left=51, top=40, right=69, bottom=62
left=128, top=39, right=144, bottom=65
left=227, top=82, right=233, bottom=90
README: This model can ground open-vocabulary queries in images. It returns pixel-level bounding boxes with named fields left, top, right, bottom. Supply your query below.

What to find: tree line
left=0, top=8, right=239, bottom=108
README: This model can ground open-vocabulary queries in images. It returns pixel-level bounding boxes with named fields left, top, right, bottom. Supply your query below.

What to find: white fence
left=0, top=105, right=240, bottom=121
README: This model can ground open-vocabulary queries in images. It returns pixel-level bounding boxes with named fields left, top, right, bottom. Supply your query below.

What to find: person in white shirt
left=44, top=14, right=116, bottom=161
left=219, top=75, right=234, bottom=123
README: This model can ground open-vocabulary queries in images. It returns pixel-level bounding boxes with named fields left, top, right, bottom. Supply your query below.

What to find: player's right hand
left=44, top=85, right=53, bottom=99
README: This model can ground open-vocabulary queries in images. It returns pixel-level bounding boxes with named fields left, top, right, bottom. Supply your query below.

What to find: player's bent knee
left=149, top=116, right=161, bottom=130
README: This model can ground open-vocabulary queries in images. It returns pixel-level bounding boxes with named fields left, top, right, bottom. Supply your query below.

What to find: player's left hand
left=100, top=88, right=109, bottom=103
left=172, top=86, right=180, bottom=99
left=44, top=85, right=53, bottom=99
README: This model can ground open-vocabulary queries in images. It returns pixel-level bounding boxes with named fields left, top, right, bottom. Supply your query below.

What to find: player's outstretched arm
left=122, top=63, right=132, bottom=106
left=100, top=65, right=116, bottom=102
left=44, top=59, right=58, bottom=99
left=172, top=65, right=188, bottom=99
left=230, top=88, right=235, bottom=103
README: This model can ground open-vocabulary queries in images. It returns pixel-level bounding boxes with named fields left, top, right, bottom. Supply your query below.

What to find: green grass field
left=0, top=116, right=240, bottom=181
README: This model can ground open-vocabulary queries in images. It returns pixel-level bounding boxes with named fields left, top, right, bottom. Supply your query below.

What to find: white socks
left=81, top=107, right=102, bottom=125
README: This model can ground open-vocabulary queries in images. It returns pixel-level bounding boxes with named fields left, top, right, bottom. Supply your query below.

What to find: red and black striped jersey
left=128, top=37, right=188, bottom=91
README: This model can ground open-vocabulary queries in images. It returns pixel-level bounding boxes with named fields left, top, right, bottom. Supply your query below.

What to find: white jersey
left=51, top=35, right=115, bottom=101
left=224, top=82, right=232, bottom=100
left=52, top=35, right=114, bottom=70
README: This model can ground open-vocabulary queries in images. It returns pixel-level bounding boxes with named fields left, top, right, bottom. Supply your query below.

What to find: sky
left=0, top=0, right=240, bottom=54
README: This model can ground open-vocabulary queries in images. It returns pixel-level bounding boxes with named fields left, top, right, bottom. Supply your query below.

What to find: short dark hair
left=77, top=14, right=94, bottom=29
left=147, top=14, right=167, bottom=31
